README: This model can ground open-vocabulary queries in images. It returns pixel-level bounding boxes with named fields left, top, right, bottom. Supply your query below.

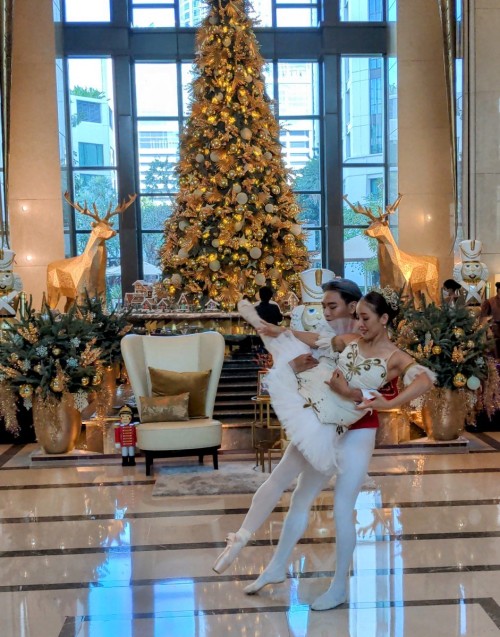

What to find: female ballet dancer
left=213, top=290, right=435, bottom=610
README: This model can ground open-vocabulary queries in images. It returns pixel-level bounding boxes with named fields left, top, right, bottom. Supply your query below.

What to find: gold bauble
left=52, top=347, right=61, bottom=356
left=466, top=340, right=475, bottom=349
left=9, top=353, right=19, bottom=362
left=228, top=170, right=236, bottom=179
left=432, top=345, right=442, bottom=355
left=453, top=327, right=465, bottom=338
left=240, top=127, right=252, bottom=140
left=19, top=384, right=33, bottom=398
left=50, top=378, right=63, bottom=392
left=33, top=364, right=42, bottom=374
left=220, top=177, right=228, bottom=188
left=92, top=373, right=102, bottom=386
left=271, top=185, right=281, bottom=194
left=212, top=138, right=221, bottom=149
left=453, top=373, right=467, bottom=388
left=239, top=254, right=249, bottom=266
left=81, top=376, right=90, bottom=387
left=254, top=229, right=264, bottom=240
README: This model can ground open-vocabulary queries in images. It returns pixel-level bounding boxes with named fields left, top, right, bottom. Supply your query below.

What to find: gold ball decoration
left=239, top=254, right=249, bottom=266
left=235, top=204, right=246, bottom=214
left=9, top=353, right=19, bottom=362
left=220, top=177, right=228, bottom=188
left=211, top=138, right=221, bottom=149
left=271, top=185, right=281, bottom=195
left=234, top=221, right=243, bottom=232
left=453, top=327, right=465, bottom=338
left=269, top=268, right=280, bottom=280
left=81, top=377, right=90, bottom=387
left=52, top=348, right=61, bottom=356
left=453, top=373, right=467, bottom=388
left=264, top=151, right=273, bottom=160
left=227, top=170, right=236, bottom=179
left=240, top=127, right=252, bottom=140
left=33, top=364, right=42, bottom=374
left=466, top=340, right=475, bottom=349
left=19, top=384, right=33, bottom=399
left=92, top=373, right=102, bottom=387
left=50, top=377, right=64, bottom=392
left=209, top=259, right=221, bottom=271
left=432, top=345, right=442, bottom=355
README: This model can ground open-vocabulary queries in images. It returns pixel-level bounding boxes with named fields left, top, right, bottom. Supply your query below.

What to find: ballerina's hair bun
left=363, top=287, right=399, bottom=323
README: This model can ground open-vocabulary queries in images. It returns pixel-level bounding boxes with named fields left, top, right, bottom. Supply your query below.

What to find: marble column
left=397, top=0, right=455, bottom=280
left=8, top=0, right=64, bottom=307
left=469, top=0, right=500, bottom=282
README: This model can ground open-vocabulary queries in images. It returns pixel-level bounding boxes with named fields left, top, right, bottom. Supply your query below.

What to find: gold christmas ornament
left=432, top=345, right=442, bottom=355
left=81, top=376, right=90, bottom=386
left=240, top=127, right=252, bottom=140
left=52, top=347, right=61, bottom=356
left=33, top=364, right=42, bottom=374
left=452, top=373, right=467, bottom=388
left=92, top=373, right=102, bottom=386
left=453, top=327, right=465, bottom=338
left=19, top=384, right=33, bottom=399
left=9, top=353, right=19, bottom=362
left=50, top=377, right=64, bottom=392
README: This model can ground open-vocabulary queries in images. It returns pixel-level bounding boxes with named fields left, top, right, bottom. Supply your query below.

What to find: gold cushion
left=148, top=367, right=211, bottom=417
left=139, top=393, right=190, bottom=423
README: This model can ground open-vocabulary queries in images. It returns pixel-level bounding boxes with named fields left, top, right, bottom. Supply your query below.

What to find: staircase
left=214, top=354, right=260, bottom=421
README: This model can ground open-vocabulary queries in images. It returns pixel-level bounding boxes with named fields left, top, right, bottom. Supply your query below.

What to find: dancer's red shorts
left=349, top=378, right=399, bottom=430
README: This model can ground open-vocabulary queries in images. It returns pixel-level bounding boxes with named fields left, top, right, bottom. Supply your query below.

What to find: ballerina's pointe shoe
left=310, top=588, right=347, bottom=611
left=212, top=530, right=250, bottom=574
left=243, top=568, right=286, bottom=595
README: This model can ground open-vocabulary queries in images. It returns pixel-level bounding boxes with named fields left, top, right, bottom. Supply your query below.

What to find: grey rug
left=152, top=461, right=337, bottom=497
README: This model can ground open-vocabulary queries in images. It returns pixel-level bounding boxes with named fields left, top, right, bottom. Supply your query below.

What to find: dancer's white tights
left=311, top=428, right=376, bottom=610
left=237, top=429, right=376, bottom=606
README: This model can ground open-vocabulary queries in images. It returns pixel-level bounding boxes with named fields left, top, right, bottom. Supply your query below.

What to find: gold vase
left=32, top=393, right=82, bottom=454
left=421, top=388, right=466, bottom=441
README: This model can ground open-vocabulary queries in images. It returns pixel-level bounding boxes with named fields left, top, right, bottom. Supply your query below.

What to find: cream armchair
left=121, top=332, right=225, bottom=475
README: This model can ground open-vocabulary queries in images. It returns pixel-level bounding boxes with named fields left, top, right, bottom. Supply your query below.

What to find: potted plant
left=0, top=301, right=103, bottom=453
left=396, top=297, right=491, bottom=439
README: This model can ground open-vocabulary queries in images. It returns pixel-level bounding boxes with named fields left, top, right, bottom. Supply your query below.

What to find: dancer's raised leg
left=311, top=428, right=376, bottom=610
left=213, top=443, right=312, bottom=573
left=244, top=459, right=329, bottom=594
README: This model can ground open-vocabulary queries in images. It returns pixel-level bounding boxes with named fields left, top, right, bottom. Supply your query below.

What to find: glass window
left=276, top=7, right=318, bottom=27
left=141, top=233, right=164, bottom=280
left=340, top=0, right=384, bottom=21
left=280, top=119, right=320, bottom=175
left=342, top=167, right=384, bottom=224
left=64, top=0, right=110, bottom=22
left=178, top=0, right=209, bottom=27
left=137, top=121, right=180, bottom=193
left=78, top=142, right=104, bottom=167
left=341, top=56, right=384, bottom=163
left=135, top=64, right=179, bottom=117
left=248, top=0, right=272, bottom=26
left=140, top=196, right=175, bottom=230
left=278, top=62, right=319, bottom=116
left=68, top=58, right=116, bottom=169
left=343, top=228, right=379, bottom=292
left=72, top=170, right=118, bottom=230
left=131, top=8, right=176, bottom=28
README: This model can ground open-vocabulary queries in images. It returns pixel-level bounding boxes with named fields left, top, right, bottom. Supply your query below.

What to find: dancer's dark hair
left=361, top=290, right=399, bottom=325
left=322, top=278, right=362, bottom=305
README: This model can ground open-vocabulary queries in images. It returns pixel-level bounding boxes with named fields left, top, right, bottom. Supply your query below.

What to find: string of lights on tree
left=160, top=0, right=309, bottom=310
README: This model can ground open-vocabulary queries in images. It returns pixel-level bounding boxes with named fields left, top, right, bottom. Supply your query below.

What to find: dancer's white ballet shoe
left=212, top=531, right=249, bottom=574
left=243, top=567, right=286, bottom=594
left=310, top=588, right=348, bottom=611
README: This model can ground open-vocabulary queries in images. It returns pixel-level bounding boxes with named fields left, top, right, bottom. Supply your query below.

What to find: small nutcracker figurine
left=114, top=405, right=137, bottom=466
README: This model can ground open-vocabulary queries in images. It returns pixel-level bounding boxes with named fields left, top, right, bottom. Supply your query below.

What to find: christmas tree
left=160, top=0, right=309, bottom=310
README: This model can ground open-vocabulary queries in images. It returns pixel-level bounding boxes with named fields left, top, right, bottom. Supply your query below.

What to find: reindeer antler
left=64, top=191, right=101, bottom=223
left=103, top=194, right=138, bottom=222
left=380, top=193, right=403, bottom=223
left=342, top=195, right=379, bottom=222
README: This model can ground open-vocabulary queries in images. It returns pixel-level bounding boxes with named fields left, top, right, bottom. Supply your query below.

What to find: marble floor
left=1, top=432, right=500, bottom=637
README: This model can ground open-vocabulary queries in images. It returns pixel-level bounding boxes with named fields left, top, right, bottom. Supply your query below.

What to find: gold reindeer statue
left=47, top=192, right=137, bottom=310
left=343, top=194, right=440, bottom=305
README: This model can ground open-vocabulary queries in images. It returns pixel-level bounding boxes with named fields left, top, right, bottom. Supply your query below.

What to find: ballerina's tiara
left=370, top=286, right=399, bottom=311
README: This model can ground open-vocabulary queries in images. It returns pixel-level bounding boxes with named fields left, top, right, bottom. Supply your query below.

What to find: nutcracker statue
left=114, top=405, right=137, bottom=466
left=290, top=268, right=336, bottom=332
left=0, top=248, right=24, bottom=341
left=452, top=239, right=489, bottom=305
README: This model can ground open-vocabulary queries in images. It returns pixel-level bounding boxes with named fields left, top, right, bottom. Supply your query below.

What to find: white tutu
left=263, top=332, right=345, bottom=474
